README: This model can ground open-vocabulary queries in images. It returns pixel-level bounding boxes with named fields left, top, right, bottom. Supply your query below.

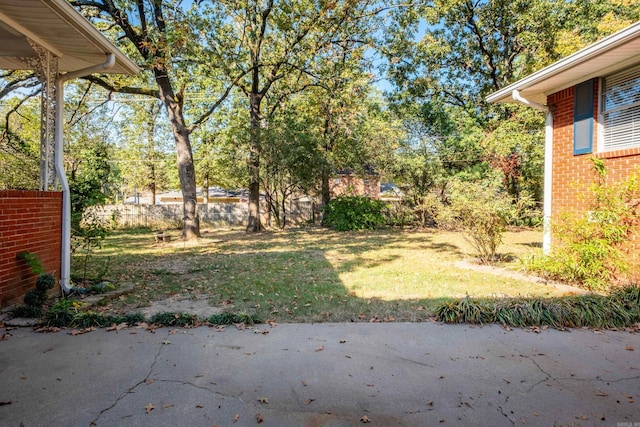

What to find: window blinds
left=602, top=65, right=640, bottom=151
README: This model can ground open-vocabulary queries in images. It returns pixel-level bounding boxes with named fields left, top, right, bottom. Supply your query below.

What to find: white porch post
left=20, top=38, right=58, bottom=190
left=543, top=111, right=553, bottom=254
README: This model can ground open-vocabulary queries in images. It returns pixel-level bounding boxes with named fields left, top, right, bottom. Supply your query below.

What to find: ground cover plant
left=72, top=227, right=578, bottom=323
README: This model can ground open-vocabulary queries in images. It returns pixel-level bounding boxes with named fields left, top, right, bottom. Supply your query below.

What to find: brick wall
left=547, top=80, right=640, bottom=272
left=330, top=175, right=381, bottom=199
left=0, top=190, right=62, bottom=307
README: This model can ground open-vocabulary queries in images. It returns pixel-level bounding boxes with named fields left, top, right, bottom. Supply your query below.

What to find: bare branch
left=81, top=75, right=159, bottom=98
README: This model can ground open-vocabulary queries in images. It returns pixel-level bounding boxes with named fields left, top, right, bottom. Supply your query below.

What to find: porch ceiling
left=0, top=0, right=138, bottom=74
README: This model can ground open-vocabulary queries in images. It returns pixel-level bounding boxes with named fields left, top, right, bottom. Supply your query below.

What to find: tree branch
left=81, top=75, right=159, bottom=98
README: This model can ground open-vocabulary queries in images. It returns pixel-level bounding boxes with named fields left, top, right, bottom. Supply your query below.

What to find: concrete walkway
left=1, top=322, right=639, bottom=426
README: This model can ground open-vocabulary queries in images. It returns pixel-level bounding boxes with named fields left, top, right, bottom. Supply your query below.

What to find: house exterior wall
left=547, top=80, right=640, bottom=271
left=330, top=175, right=381, bottom=199
left=0, top=190, right=62, bottom=307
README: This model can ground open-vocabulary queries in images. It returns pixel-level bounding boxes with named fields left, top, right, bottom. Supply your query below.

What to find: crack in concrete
left=89, top=338, right=166, bottom=425
left=497, top=405, right=516, bottom=426
left=151, top=378, right=246, bottom=400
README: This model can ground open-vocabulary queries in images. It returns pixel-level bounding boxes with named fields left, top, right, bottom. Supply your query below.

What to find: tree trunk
left=156, top=72, right=200, bottom=240
left=246, top=92, right=263, bottom=232
left=203, top=173, right=209, bottom=206
left=321, top=164, right=331, bottom=207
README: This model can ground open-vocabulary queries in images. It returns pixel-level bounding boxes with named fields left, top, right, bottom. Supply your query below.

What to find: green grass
left=75, top=226, right=576, bottom=323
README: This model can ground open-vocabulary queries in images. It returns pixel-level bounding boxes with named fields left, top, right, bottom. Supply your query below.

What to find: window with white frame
left=601, top=65, right=640, bottom=152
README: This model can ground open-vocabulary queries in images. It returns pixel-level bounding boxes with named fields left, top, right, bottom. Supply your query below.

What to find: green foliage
left=322, top=196, right=388, bottom=231
left=71, top=209, right=111, bottom=284
left=526, top=163, right=639, bottom=290
left=44, top=299, right=78, bottom=327
left=0, top=98, right=40, bottom=190
left=17, top=251, right=45, bottom=275
left=207, top=312, right=258, bottom=326
left=437, top=179, right=529, bottom=264
left=148, top=312, right=200, bottom=327
left=22, top=273, right=56, bottom=312
left=44, top=299, right=145, bottom=328
left=436, top=286, right=640, bottom=329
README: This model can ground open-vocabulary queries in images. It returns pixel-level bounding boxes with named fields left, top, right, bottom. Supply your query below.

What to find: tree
left=71, top=0, right=238, bottom=239
left=114, top=100, right=177, bottom=204
left=205, top=0, right=385, bottom=231
left=0, top=97, right=40, bottom=189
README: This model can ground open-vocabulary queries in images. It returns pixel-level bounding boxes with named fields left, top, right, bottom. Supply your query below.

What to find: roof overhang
left=486, top=21, right=640, bottom=106
left=0, top=0, right=139, bottom=75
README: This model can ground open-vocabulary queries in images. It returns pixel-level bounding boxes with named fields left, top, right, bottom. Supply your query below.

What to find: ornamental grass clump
left=435, top=286, right=640, bottom=329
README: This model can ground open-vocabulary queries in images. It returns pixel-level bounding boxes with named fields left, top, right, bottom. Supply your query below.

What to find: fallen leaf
left=233, top=414, right=240, bottom=423
left=595, top=391, right=608, bottom=397
left=168, top=329, right=179, bottom=335
left=426, top=401, right=434, bottom=407
left=0, top=333, right=10, bottom=341
left=20, top=376, right=27, bottom=380
left=304, top=399, right=315, bottom=405
left=533, top=411, right=538, bottom=417
left=145, top=403, right=155, bottom=414
left=575, top=415, right=588, bottom=420
left=258, top=397, right=269, bottom=404
left=256, top=413, right=264, bottom=423
left=626, top=345, right=634, bottom=351
left=316, top=345, right=325, bottom=352
left=360, top=415, right=371, bottom=423
left=162, top=404, right=174, bottom=409
left=195, top=404, right=203, bottom=408
left=69, top=327, right=95, bottom=336
left=145, top=379, right=155, bottom=385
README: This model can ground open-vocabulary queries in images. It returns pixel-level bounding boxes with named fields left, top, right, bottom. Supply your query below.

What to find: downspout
left=55, top=54, right=116, bottom=294
left=512, top=90, right=553, bottom=254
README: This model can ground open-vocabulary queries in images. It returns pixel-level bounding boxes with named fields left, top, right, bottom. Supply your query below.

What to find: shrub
left=526, top=160, right=639, bottom=291
left=322, top=196, right=387, bottom=231
left=437, top=179, right=528, bottom=264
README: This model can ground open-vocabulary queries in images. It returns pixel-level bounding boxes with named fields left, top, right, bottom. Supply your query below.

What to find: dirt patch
left=140, top=295, right=224, bottom=318
left=454, top=260, right=591, bottom=295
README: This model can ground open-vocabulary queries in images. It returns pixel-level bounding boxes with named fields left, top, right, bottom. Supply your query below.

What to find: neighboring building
left=330, top=170, right=381, bottom=199
left=486, top=22, right=640, bottom=259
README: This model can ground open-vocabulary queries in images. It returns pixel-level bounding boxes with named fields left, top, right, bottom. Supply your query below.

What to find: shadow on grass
left=73, top=227, right=584, bottom=324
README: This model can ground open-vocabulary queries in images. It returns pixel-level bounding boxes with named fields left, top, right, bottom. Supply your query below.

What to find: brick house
left=0, top=0, right=138, bottom=307
left=330, top=173, right=381, bottom=200
left=487, top=22, right=640, bottom=262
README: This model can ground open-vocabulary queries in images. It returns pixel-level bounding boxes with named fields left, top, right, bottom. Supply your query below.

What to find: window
left=574, top=79, right=594, bottom=155
left=601, top=65, right=640, bottom=152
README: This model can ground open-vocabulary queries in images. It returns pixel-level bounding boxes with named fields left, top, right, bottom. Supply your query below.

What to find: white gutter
left=511, top=90, right=553, bottom=254
left=55, top=53, right=115, bottom=293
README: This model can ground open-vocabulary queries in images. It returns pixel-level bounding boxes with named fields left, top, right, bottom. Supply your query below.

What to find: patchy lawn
left=75, top=227, right=576, bottom=323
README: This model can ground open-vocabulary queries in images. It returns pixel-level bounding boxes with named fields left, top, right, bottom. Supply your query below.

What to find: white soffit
left=487, top=21, right=640, bottom=106
left=0, top=0, right=139, bottom=74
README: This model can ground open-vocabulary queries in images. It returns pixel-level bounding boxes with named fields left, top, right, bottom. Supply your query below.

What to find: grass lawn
left=75, top=226, right=575, bottom=323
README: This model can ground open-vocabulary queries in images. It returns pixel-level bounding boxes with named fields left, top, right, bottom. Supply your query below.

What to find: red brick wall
left=0, top=190, right=62, bottom=307
left=548, top=80, right=640, bottom=273
left=330, top=175, right=381, bottom=199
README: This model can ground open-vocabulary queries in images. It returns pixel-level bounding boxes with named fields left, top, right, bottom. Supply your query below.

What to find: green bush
left=437, top=179, right=530, bottom=264
left=525, top=160, right=639, bottom=291
left=322, top=196, right=388, bottom=231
